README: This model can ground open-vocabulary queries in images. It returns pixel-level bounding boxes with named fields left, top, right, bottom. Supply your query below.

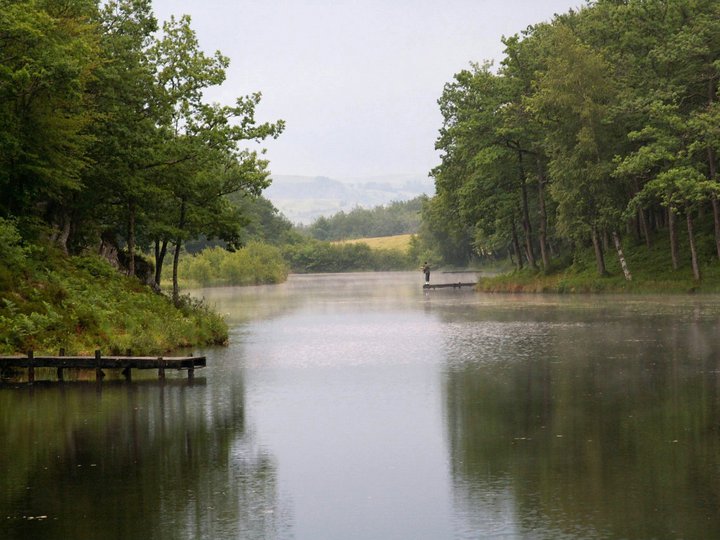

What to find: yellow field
left=334, top=234, right=413, bottom=251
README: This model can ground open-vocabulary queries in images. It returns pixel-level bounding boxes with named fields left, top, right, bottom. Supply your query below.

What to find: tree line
left=425, top=0, right=720, bottom=280
left=0, top=0, right=283, bottom=302
left=300, top=197, right=425, bottom=241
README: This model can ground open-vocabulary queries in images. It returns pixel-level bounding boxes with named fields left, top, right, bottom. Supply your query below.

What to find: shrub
left=0, top=218, right=27, bottom=271
left=178, top=242, right=289, bottom=287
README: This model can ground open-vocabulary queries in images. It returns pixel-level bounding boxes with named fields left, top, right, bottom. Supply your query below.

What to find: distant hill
left=264, top=174, right=433, bottom=224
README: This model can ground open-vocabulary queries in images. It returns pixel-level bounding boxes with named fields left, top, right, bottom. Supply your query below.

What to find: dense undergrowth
left=0, top=227, right=227, bottom=355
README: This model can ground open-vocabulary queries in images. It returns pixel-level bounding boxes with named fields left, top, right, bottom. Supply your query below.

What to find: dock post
left=57, top=348, right=65, bottom=381
left=95, top=350, right=105, bottom=381
left=188, top=366, right=195, bottom=381
left=158, top=357, right=165, bottom=380
left=122, top=349, right=132, bottom=381
left=27, top=350, right=34, bottom=383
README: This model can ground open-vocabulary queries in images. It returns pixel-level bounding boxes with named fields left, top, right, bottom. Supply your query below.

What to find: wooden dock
left=0, top=350, right=205, bottom=383
left=423, top=282, right=477, bottom=290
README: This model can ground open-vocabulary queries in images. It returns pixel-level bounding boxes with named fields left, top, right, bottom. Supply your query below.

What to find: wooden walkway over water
left=423, top=282, right=477, bottom=290
left=0, top=350, right=205, bottom=383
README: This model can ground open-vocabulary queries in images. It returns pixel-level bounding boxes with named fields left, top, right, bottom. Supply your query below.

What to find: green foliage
left=0, top=0, right=285, bottom=303
left=300, top=197, right=425, bottom=241
left=428, top=0, right=720, bottom=279
left=178, top=243, right=289, bottom=287
left=0, top=248, right=227, bottom=355
left=0, top=0, right=297, bottom=353
left=0, top=0, right=98, bottom=216
left=282, top=239, right=413, bottom=273
left=0, top=217, right=27, bottom=269
left=628, top=166, right=720, bottom=214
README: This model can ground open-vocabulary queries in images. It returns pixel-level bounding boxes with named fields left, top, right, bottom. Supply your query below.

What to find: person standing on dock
left=422, top=261, right=430, bottom=285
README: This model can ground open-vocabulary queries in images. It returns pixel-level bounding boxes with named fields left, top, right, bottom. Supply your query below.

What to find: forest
left=0, top=0, right=284, bottom=353
left=421, top=0, right=720, bottom=286
left=0, top=0, right=283, bottom=303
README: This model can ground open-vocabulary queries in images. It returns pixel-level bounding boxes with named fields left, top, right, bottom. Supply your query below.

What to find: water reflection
left=198, top=271, right=481, bottom=324
left=3, top=273, right=720, bottom=539
left=443, top=298, right=720, bottom=539
left=0, top=373, right=289, bottom=540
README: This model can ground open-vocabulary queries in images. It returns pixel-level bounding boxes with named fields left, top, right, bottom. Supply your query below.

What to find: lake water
left=2, top=271, right=720, bottom=539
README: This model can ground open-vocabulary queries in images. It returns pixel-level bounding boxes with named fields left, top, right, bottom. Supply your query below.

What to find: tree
left=76, top=0, right=160, bottom=268
left=629, top=166, right=719, bottom=280
left=528, top=23, right=629, bottom=278
left=148, top=15, right=284, bottom=303
left=432, top=64, right=527, bottom=269
left=0, top=0, right=98, bottom=222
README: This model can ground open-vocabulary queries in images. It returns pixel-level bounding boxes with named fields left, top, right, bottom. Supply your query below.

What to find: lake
left=2, top=271, right=720, bottom=539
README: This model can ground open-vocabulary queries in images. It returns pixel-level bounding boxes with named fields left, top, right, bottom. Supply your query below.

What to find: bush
left=178, top=242, right=289, bottom=287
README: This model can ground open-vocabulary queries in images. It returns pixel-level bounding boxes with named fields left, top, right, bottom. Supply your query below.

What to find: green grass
left=479, top=223, right=720, bottom=294
left=0, top=245, right=228, bottom=355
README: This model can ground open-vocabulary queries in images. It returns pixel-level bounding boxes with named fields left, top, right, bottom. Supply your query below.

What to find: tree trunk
left=591, top=225, right=607, bottom=276
left=633, top=179, right=651, bottom=248
left=518, top=151, right=537, bottom=269
left=612, top=231, right=632, bottom=281
left=172, top=238, right=182, bottom=305
left=709, top=146, right=720, bottom=259
left=172, top=199, right=187, bottom=306
left=710, top=173, right=720, bottom=261
left=55, top=213, right=71, bottom=255
left=687, top=210, right=701, bottom=281
left=638, top=207, right=651, bottom=249
left=511, top=219, right=523, bottom=271
left=668, top=206, right=679, bottom=271
left=154, top=238, right=169, bottom=290
left=536, top=158, right=551, bottom=271
left=708, top=77, right=720, bottom=261
left=127, top=200, right=136, bottom=277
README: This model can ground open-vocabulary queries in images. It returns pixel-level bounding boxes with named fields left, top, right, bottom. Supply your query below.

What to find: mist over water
left=2, top=272, right=720, bottom=539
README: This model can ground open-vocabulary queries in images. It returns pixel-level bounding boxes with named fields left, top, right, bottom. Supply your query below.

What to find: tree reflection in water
left=444, top=309, right=720, bottom=539
left=0, top=376, right=290, bottom=540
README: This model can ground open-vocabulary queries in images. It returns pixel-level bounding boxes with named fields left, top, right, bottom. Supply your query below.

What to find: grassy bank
left=479, top=231, right=720, bottom=294
left=0, top=243, right=228, bottom=356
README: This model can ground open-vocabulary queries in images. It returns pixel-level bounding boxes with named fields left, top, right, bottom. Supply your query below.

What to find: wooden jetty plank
left=0, top=355, right=205, bottom=368
left=0, top=350, right=206, bottom=383
left=423, top=282, right=476, bottom=290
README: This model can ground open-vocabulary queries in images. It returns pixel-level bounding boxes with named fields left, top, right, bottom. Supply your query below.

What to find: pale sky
left=151, top=0, right=584, bottom=179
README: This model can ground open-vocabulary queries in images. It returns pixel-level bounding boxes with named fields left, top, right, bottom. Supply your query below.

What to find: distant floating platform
left=0, top=350, right=205, bottom=383
left=423, top=282, right=476, bottom=290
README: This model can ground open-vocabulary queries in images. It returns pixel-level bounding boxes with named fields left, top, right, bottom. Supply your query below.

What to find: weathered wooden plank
left=0, top=351, right=206, bottom=383
left=423, top=282, right=476, bottom=290
left=0, top=356, right=204, bottom=367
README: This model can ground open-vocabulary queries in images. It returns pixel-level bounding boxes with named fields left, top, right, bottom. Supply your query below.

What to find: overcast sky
left=151, top=0, right=584, bottom=179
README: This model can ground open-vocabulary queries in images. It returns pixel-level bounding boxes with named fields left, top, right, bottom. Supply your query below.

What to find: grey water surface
left=2, top=272, right=720, bottom=539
